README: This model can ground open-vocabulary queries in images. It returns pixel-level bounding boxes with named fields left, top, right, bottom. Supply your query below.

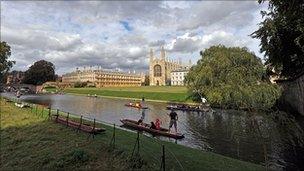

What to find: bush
left=74, top=82, right=87, bottom=88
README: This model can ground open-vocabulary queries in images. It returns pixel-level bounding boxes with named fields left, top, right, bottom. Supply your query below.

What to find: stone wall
left=277, top=73, right=304, bottom=116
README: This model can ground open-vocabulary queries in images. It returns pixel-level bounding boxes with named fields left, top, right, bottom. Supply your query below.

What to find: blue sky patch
left=119, top=20, right=132, bottom=31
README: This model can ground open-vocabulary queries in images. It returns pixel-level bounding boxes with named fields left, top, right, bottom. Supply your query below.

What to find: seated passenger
left=150, top=122, right=157, bottom=130
left=155, top=119, right=161, bottom=130
left=138, top=119, right=143, bottom=125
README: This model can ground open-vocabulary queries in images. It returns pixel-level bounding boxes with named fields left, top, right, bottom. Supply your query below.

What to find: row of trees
left=0, top=42, right=15, bottom=83
left=1, top=41, right=56, bottom=85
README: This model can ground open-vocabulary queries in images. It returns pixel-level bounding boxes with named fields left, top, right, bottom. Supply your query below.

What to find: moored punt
left=124, top=103, right=148, bottom=109
left=166, top=103, right=211, bottom=112
left=54, top=115, right=106, bottom=134
left=15, top=102, right=30, bottom=108
left=120, top=119, right=184, bottom=139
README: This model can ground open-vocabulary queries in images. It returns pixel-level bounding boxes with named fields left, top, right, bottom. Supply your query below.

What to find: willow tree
left=185, top=45, right=281, bottom=109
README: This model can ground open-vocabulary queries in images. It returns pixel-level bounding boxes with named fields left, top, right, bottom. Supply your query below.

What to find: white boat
left=15, top=102, right=30, bottom=108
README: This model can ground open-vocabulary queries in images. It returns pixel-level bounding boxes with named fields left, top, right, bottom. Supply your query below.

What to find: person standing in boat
left=16, top=90, right=21, bottom=98
left=168, top=109, right=178, bottom=133
left=140, top=97, right=145, bottom=107
left=137, top=108, right=146, bottom=125
left=199, top=97, right=208, bottom=109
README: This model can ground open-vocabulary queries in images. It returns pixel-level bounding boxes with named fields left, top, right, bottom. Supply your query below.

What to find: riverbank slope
left=48, top=86, right=191, bottom=103
left=0, top=98, right=264, bottom=170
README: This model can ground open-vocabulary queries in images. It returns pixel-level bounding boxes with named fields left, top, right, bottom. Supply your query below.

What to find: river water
left=2, top=93, right=303, bottom=170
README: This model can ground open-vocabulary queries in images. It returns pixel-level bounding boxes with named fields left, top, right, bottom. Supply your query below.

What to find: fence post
left=110, top=124, right=116, bottom=149
left=41, top=107, right=44, bottom=117
left=78, top=115, right=83, bottom=132
left=92, top=118, right=96, bottom=139
left=66, top=112, right=69, bottom=127
left=113, top=124, right=116, bottom=149
left=131, top=132, right=140, bottom=157
left=160, top=145, right=166, bottom=171
left=35, top=105, right=38, bottom=115
left=56, top=109, right=59, bottom=120
left=48, top=107, right=51, bottom=120
left=137, top=132, right=140, bottom=154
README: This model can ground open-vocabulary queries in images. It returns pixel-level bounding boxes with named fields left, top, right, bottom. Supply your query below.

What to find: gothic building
left=149, top=47, right=187, bottom=86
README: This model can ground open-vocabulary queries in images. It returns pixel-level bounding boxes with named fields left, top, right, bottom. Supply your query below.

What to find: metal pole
left=35, top=105, right=38, bottom=114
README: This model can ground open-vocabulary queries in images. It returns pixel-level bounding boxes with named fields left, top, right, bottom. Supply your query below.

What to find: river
left=1, top=93, right=303, bottom=170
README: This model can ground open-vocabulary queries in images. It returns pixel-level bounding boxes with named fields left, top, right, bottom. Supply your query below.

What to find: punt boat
left=120, top=119, right=184, bottom=139
left=124, top=103, right=148, bottom=109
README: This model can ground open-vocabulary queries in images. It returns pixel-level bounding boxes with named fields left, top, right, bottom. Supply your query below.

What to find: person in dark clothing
left=138, top=119, right=143, bottom=125
left=150, top=122, right=157, bottom=129
left=168, top=110, right=178, bottom=133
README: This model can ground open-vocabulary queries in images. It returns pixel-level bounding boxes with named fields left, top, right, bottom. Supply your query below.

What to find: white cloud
left=0, top=1, right=267, bottom=74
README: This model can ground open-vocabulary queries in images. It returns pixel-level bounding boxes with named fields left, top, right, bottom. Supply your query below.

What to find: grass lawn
left=53, top=86, right=190, bottom=102
left=0, top=98, right=265, bottom=170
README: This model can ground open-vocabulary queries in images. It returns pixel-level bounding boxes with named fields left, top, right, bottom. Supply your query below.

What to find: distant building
left=62, top=67, right=144, bottom=87
left=62, top=68, right=96, bottom=83
left=171, top=69, right=189, bottom=86
left=6, top=71, right=25, bottom=84
left=149, top=46, right=190, bottom=86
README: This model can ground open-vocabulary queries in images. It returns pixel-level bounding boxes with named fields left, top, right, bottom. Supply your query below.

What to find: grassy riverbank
left=47, top=86, right=190, bottom=102
left=0, top=98, right=265, bottom=170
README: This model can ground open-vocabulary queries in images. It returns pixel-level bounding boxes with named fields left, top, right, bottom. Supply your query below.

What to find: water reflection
left=1, top=93, right=303, bottom=169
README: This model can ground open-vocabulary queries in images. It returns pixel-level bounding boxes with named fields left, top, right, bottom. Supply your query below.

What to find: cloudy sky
left=1, top=1, right=267, bottom=75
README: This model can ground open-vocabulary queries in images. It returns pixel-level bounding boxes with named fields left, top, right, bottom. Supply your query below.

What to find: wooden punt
left=120, top=119, right=184, bottom=139
left=54, top=116, right=106, bottom=134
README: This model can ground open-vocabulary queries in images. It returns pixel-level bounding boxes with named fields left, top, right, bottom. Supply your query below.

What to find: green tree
left=142, top=75, right=149, bottom=86
left=251, top=0, right=304, bottom=79
left=23, top=60, right=56, bottom=85
left=0, top=42, right=15, bottom=83
left=185, top=45, right=281, bottom=109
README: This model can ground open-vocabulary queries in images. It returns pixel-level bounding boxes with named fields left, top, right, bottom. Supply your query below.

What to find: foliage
left=251, top=0, right=304, bottom=79
left=0, top=42, right=15, bottom=83
left=74, top=81, right=87, bottom=88
left=23, top=60, right=56, bottom=85
left=142, top=75, right=150, bottom=86
left=185, top=45, right=281, bottom=109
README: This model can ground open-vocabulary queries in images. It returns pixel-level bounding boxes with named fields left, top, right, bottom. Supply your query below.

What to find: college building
left=149, top=47, right=191, bottom=86
left=62, top=67, right=145, bottom=87
left=170, top=69, right=189, bottom=86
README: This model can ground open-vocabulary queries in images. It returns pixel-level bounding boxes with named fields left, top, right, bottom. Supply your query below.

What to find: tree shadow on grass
left=0, top=120, right=128, bottom=170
